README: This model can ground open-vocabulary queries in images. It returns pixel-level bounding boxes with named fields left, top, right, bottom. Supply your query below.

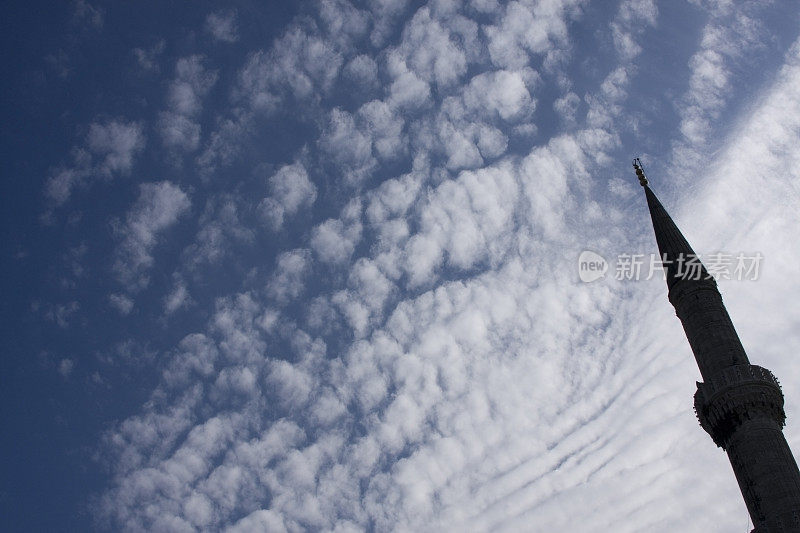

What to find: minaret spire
left=634, top=158, right=712, bottom=294
left=635, top=160, right=800, bottom=532
left=633, top=157, right=648, bottom=186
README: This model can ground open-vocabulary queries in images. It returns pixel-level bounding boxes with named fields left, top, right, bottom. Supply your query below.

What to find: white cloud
left=267, top=249, right=312, bottom=303
left=169, top=56, right=218, bottom=116
left=332, top=258, right=396, bottom=336
left=670, top=1, right=767, bottom=179
left=585, top=61, right=637, bottom=130
left=365, top=167, right=422, bottom=226
left=395, top=7, right=468, bottom=89
left=162, top=334, right=219, bottom=389
left=344, top=54, right=379, bottom=90
left=312, top=218, right=361, bottom=264
left=164, top=277, right=191, bottom=315
left=396, top=128, right=611, bottom=288
left=554, top=91, right=580, bottom=124
left=45, top=120, right=145, bottom=206
left=45, top=167, right=85, bottom=206
left=227, top=509, right=288, bottom=532
left=159, top=112, right=201, bottom=152
left=317, top=101, right=407, bottom=187
left=259, top=162, right=317, bottom=230
left=159, top=56, right=218, bottom=151
left=385, top=51, right=432, bottom=111
left=461, top=69, right=536, bottom=122
left=610, top=0, right=657, bottom=61
left=133, top=40, right=165, bottom=72
left=45, top=301, right=80, bottom=329
left=676, top=40, right=800, bottom=421
left=87, top=120, right=146, bottom=176
left=58, top=358, right=75, bottom=378
left=72, top=0, right=103, bottom=29
left=109, top=293, right=135, bottom=315
left=470, top=0, right=500, bottom=13
left=484, top=0, right=583, bottom=69
left=436, top=117, right=484, bottom=170
left=235, top=26, right=343, bottom=112
left=319, top=0, right=370, bottom=49
left=617, top=0, right=657, bottom=25
left=357, top=100, right=406, bottom=161
left=196, top=116, right=252, bottom=178
left=427, top=68, right=537, bottom=171
left=368, top=0, right=412, bottom=46
left=114, top=182, right=191, bottom=291
left=270, top=163, right=317, bottom=211
left=206, top=9, right=239, bottom=43
left=88, top=4, right=800, bottom=533
left=320, top=109, right=377, bottom=185
left=184, top=196, right=254, bottom=269
left=311, top=199, right=363, bottom=264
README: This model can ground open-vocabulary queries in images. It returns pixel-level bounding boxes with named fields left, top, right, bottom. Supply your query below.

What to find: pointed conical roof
left=634, top=160, right=712, bottom=290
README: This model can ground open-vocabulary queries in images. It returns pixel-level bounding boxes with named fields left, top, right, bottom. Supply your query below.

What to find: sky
left=2, top=0, right=800, bottom=531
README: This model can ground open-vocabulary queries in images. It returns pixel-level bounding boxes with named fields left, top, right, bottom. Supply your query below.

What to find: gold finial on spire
left=632, top=158, right=648, bottom=186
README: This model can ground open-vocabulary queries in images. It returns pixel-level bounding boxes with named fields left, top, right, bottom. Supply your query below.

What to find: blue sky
left=3, top=1, right=800, bottom=531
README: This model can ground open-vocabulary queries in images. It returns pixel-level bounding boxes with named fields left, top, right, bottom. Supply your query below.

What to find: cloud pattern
left=28, top=1, right=800, bottom=531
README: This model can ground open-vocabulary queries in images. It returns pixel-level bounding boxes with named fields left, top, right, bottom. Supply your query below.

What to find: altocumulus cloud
left=45, top=119, right=145, bottom=207
left=113, top=181, right=191, bottom=292
left=11, top=0, right=800, bottom=532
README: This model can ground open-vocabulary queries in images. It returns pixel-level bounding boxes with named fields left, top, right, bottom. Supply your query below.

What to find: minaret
left=634, top=159, right=800, bottom=532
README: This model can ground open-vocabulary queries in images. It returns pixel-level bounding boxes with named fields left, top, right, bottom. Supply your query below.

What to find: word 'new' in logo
left=578, top=250, right=608, bottom=283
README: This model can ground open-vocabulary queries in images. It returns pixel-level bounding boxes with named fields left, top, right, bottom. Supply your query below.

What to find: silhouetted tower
left=634, top=159, right=800, bottom=532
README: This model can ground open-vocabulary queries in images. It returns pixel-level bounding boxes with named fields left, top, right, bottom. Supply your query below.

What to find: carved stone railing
left=694, top=364, right=785, bottom=448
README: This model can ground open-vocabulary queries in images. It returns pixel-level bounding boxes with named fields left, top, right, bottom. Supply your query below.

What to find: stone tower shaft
left=643, top=185, right=749, bottom=381
left=635, top=159, right=800, bottom=532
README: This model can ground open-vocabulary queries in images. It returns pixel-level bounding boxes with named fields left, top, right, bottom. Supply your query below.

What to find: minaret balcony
left=694, top=364, right=786, bottom=448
